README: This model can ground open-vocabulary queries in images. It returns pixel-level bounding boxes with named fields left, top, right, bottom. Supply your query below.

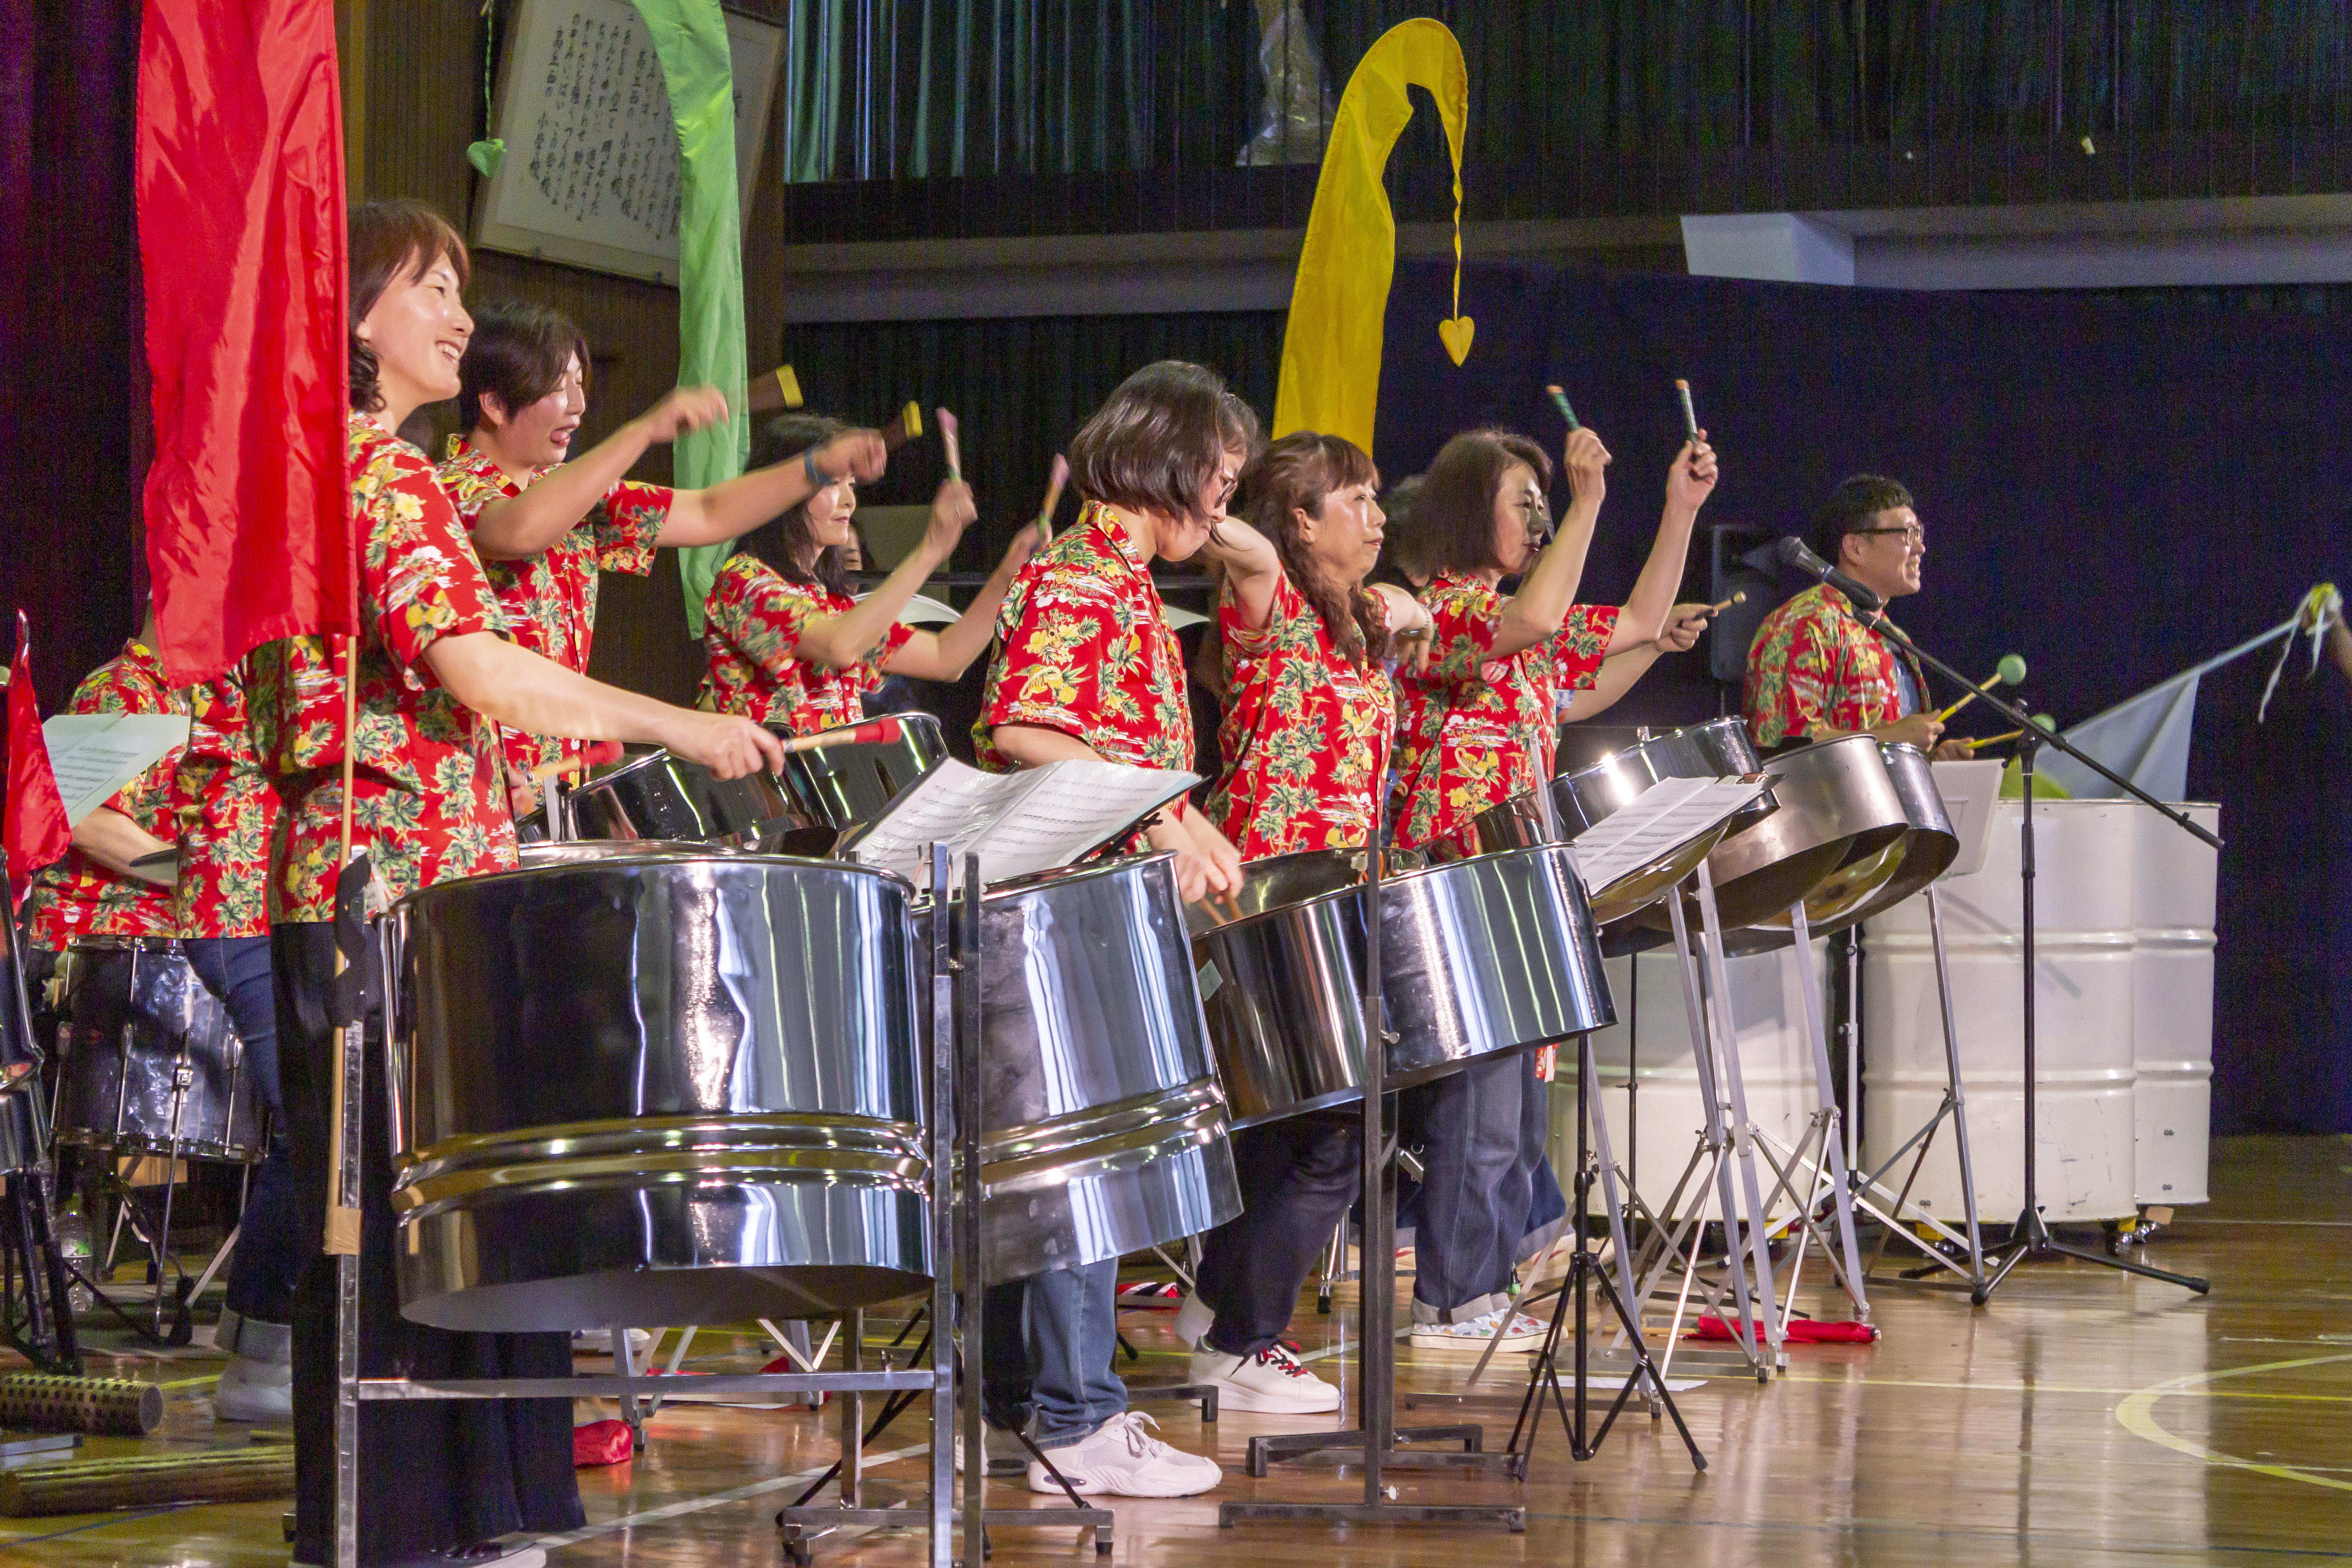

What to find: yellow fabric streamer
left=1271, top=19, right=1470, bottom=451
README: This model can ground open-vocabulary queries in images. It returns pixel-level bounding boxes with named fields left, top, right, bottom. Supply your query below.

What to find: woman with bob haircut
left=1390, top=421, right=1717, bottom=1362
left=245, top=198, right=784, bottom=1568
left=700, top=412, right=1036, bottom=733
left=962, top=359, right=1254, bottom=1496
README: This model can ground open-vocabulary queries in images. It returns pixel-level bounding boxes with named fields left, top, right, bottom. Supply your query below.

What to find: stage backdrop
left=1376, top=258, right=2352, bottom=1137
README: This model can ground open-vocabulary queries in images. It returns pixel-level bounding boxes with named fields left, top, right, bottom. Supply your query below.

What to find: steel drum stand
left=1829, top=614, right=2217, bottom=1307
left=1219, top=819, right=1525, bottom=1535
left=0, top=867, right=79, bottom=1374
left=329, top=850, right=960, bottom=1568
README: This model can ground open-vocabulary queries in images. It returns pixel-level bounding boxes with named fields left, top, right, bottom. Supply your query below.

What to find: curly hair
left=730, top=414, right=853, bottom=597
left=1235, top=432, right=1391, bottom=670
left=348, top=199, right=469, bottom=414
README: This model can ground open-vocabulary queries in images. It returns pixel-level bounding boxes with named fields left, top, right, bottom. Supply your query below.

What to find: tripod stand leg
left=1694, top=866, right=1785, bottom=1371
left=1666, top=888, right=1764, bottom=1374
left=1926, top=888, right=1989, bottom=1287
left=1786, top=906, right=1871, bottom=1321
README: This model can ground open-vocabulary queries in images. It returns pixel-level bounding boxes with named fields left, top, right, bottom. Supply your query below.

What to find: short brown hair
left=458, top=300, right=591, bottom=433
left=732, top=413, right=853, bottom=597
left=348, top=199, right=469, bottom=413
left=1813, top=474, right=1915, bottom=565
left=1235, top=432, right=1389, bottom=669
left=1411, top=429, right=1552, bottom=579
left=1068, top=360, right=1262, bottom=524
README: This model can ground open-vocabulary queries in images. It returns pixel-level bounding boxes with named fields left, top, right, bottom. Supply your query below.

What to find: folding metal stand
left=1219, top=818, right=1524, bottom=1534
left=331, top=849, right=959, bottom=1568
left=0, top=877, right=78, bottom=1373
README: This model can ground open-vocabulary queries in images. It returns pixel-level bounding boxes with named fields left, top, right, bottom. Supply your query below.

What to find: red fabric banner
left=4, top=614, right=70, bottom=906
left=136, top=0, right=350, bottom=686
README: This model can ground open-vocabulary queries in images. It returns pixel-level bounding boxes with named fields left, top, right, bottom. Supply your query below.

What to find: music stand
left=1849, top=614, right=2215, bottom=1303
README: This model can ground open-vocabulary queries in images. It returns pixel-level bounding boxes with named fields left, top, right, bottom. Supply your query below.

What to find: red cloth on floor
left=573, top=1419, right=634, bottom=1467
left=1689, top=1315, right=1879, bottom=1344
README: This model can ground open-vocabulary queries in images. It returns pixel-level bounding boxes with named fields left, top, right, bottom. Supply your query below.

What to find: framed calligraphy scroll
left=470, top=0, right=784, bottom=284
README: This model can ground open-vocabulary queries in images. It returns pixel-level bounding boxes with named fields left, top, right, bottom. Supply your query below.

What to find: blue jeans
left=1195, top=1118, right=1359, bottom=1357
left=1405, top=1051, right=1548, bottom=1324
left=981, top=1259, right=1125, bottom=1448
left=184, top=935, right=301, bottom=1329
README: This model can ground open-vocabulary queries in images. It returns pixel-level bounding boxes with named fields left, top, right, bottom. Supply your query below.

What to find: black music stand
left=1848, top=613, right=2214, bottom=1304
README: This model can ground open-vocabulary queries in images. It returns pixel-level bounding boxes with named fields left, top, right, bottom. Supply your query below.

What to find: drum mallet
left=1975, top=713, right=2057, bottom=748
left=1544, top=384, right=1580, bottom=431
left=1698, top=591, right=1747, bottom=619
left=881, top=401, right=924, bottom=452
left=0, top=1373, right=162, bottom=1436
left=1936, top=653, right=2028, bottom=723
left=1036, top=453, right=1070, bottom=541
left=1675, top=377, right=1700, bottom=440
left=746, top=363, right=804, bottom=416
left=936, top=407, right=963, bottom=482
left=776, top=717, right=905, bottom=755
left=528, top=740, right=623, bottom=787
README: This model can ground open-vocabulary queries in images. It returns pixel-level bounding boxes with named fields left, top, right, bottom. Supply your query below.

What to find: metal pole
left=1358, top=816, right=1387, bottom=1508
left=956, top=853, right=985, bottom=1568
left=1926, top=888, right=1988, bottom=1282
left=927, top=844, right=952, bottom=1568
left=1785, top=904, right=1871, bottom=1321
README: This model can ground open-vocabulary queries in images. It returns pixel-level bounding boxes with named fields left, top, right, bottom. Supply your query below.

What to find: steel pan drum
left=771, top=712, right=947, bottom=830
left=57, top=936, right=263, bottom=1162
left=1816, top=742, right=1958, bottom=933
left=964, top=853, right=1241, bottom=1282
left=1190, top=844, right=1615, bottom=1127
left=385, top=851, right=926, bottom=1331
left=567, top=748, right=794, bottom=847
left=1471, top=718, right=1776, bottom=925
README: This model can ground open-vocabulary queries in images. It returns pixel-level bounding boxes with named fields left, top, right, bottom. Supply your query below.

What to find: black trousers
left=275, top=921, right=582, bottom=1563
left=1191, top=1117, right=1361, bottom=1357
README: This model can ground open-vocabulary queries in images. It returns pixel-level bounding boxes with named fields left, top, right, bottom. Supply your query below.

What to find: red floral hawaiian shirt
left=1208, top=573, right=1395, bottom=862
left=436, top=435, right=670, bottom=775
left=698, top=554, right=915, bottom=737
left=170, top=671, right=281, bottom=940
left=975, top=501, right=1194, bottom=774
left=1742, top=583, right=1925, bottom=751
left=1390, top=573, right=1618, bottom=856
left=21, top=638, right=187, bottom=948
left=245, top=416, right=518, bottom=923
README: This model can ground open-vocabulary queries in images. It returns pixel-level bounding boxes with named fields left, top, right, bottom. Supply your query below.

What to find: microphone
left=1774, top=536, right=1884, bottom=614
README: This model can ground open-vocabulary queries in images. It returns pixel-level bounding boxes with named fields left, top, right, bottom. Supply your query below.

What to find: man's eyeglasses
left=1856, top=524, right=1925, bottom=547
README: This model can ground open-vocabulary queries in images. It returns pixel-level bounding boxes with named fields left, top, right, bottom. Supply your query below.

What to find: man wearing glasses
left=1744, top=474, right=1975, bottom=759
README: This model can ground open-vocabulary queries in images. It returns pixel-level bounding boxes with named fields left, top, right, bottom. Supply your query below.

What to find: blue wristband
left=804, top=447, right=833, bottom=488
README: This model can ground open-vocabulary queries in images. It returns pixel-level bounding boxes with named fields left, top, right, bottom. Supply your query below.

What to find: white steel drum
left=1559, top=946, right=1827, bottom=1220
left=1861, top=799, right=2138, bottom=1223
left=2132, top=803, right=2220, bottom=1207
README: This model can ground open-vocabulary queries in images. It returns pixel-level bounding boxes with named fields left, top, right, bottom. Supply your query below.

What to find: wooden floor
left=7, top=1134, right=2351, bottom=1567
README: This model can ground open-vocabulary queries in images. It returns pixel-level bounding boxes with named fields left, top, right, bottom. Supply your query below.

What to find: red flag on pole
left=137, top=0, right=352, bottom=686
left=4, top=615, right=70, bottom=907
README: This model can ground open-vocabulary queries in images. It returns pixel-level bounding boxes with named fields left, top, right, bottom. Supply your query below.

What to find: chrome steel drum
left=56, top=936, right=262, bottom=1162
left=1815, top=742, right=1958, bottom=934
left=385, top=851, right=926, bottom=1331
left=771, top=712, right=947, bottom=830
left=1471, top=717, right=1775, bottom=925
left=1655, top=734, right=1911, bottom=944
left=965, top=853, right=1241, bottom=1281
left=566, top=747, right=793, bottom=847
left=1190, top=844, right=1614, bottom=1127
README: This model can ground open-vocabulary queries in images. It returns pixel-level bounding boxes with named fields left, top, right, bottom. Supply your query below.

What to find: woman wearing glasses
left=1744, top=474, right=1975, bottom=759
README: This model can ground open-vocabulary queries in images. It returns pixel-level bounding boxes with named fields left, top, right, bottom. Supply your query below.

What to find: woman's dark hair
left=348, top=199, right=469, bottom=413
left=458, top=300, right=591, bottom=433
left=1068, top=360, right=1263, bottom=524
left=1370, top=473, right=1428, bottom=590
left=1235, top=432, right=1391, bottom=670
left=732, top=413, right=852, bottom=596
left=1812, top=474, right=1915, bottom=566
left=1411, top=429, right=1553, bottom=579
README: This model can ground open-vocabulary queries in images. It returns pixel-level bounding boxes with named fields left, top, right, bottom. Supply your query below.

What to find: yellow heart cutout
left=1438, top=315, right=1475, bottom=366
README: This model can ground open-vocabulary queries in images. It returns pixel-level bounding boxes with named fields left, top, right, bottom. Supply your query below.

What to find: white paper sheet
left=844, top=757, right=1198, bottom=885
left=1566, top=775, right=1769, bottom=897
left=41, top=713, right=190, bottom=827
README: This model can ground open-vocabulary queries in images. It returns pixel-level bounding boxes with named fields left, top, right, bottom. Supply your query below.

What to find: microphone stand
left=1804, top=582, right=2215, bottom=1303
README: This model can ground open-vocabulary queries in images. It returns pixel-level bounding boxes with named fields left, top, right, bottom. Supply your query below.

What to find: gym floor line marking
left=2116, top=1352, right=2352, bottom=1492
left=1776, top=1370, right=2352, bottom=1402
left=529, top=1443, right=930, bottom=1546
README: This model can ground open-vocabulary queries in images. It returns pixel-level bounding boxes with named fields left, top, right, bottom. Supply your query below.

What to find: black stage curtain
left=1374, top=257, right=2352, bottom=1136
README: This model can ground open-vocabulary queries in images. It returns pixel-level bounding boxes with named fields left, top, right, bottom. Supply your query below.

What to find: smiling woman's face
left=485, top=355, right=588, bottom=469
left=358, top=253, right=472, bottom=419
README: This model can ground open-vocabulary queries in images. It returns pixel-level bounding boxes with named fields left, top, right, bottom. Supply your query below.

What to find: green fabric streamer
left=632, top=0, right=749, bottom=635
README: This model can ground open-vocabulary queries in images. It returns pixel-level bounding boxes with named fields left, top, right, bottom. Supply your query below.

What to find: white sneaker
left=1409, top=1308, right=1548, bottom=1357
left=1026, top=1411, right=1221, bottom=1498
left=951, top=1423, right=1031, bottom=1476
left=213, top=1352, right=292, bottom=1422
left=573, top=1328, right=658, bottom=1361
left=1187, top=1343, right=1339, bottom=1413
left=1170, top=1292, right=1215, bottom=1350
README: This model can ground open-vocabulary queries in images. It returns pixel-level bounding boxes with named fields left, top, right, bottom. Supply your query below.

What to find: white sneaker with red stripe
left=1187, top=1342, right=1340, bottom=1413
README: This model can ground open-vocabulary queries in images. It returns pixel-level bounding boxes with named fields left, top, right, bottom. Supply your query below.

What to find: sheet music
left=1566, top=775, right=1768, bottom=897
left=42, top=713, right=190, bottom=828
left=845, top=758, right=1198, bottom=886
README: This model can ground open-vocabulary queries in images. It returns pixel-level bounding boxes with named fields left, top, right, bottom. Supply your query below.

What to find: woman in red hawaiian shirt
left=701, top=413, right=1036, bottom=735
left=1392, top=422, right=1720, bottom=1363
left=1169, top=431, right=1436, bottom=1416
left=439, top=302, right=897, bottom=786
left=248, top=200, right=785, bottom=1568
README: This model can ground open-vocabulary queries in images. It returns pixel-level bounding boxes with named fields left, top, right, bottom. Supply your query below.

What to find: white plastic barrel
left=1860, top=799, right=2138, bottom=1223
left=1560, top=943, right=1828, bottom=1221
left=2132, top=803, right=2219, bottom=1207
